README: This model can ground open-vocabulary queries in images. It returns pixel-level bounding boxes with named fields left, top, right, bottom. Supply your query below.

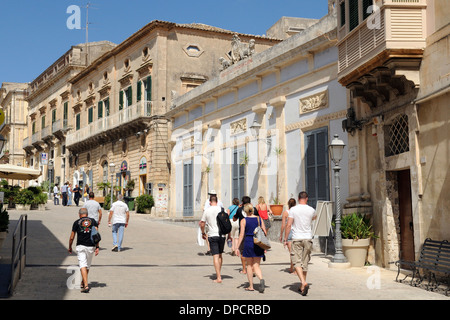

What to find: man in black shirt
left=68, top=208, right=99, bottom=293
left=72, top=184, right=82, bottom=207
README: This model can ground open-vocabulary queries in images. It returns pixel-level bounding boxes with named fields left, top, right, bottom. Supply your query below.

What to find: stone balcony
left=337, top=0, right=427, bottom=86
left=52, top=119, right=70, bottom=140
left=66, top=100, right=152, bottom=153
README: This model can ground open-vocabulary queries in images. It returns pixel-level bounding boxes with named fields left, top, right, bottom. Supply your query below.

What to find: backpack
left=217, top=207, right=232, bottom=236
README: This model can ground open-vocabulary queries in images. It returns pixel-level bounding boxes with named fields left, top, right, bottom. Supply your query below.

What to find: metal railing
left=8, top=214, right=27, bottom=297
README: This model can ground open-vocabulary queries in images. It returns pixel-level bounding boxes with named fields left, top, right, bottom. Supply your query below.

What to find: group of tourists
left=200, top=190, right=317, bottom=296
left=68, top=192, right=130, bottom=293
left=53, top=183, right=89, bottom=207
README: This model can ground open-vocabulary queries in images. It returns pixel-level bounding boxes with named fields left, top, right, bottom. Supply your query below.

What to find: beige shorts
left=76, top=245, right=95, bottom=269
left=291, top=240, right=313, bottom=271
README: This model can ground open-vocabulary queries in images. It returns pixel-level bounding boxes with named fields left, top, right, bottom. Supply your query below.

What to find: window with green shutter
left=126, top=86, right=132, bottom=107
left=349, top=0, right=359, bottom=31
left=340, top=1, right=346, bottom=27
left=52, top=109, right=56, bottom=123
left=64, top=102, right=68, bottom=122
left=145, top=76, right=152, bottom=102
left=137, top=81, right=142, bottom=102
left=98, top=101, right=103, bottom=119
left=88, top=107, right=93, bottom=123
left=32, top=121, right=36, bottom=134
left=41, top=115, right=46, bottom=129
left=76, top=114, right=80, bottom=130
left=362, top=0, right=373, bottom=21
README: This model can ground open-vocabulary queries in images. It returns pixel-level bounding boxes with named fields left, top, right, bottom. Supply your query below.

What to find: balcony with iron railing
left=66, top=100, right=152, bottom=148
left=337, top=0, right=427, bottom=86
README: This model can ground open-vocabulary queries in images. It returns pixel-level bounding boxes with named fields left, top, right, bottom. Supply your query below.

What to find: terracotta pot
left=270, top=204, right=283, bottom=216
left=342, top=238, right=370, bottom=267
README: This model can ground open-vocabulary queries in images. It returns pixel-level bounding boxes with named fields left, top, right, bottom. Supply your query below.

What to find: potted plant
left=270, top=147, right=284, bottom=215
left=15, top=188, right=34, bottom=211
left=0, top=207, right=9, bottom=251
left=125, top=179, right=135, bottom=197
left=135, top=194, right=154, bottom=214
left=339, top=212, right=378, bottom=267
left=34, top=192, right=48, bottom=211
left=97, top=182, right=111, bottom=197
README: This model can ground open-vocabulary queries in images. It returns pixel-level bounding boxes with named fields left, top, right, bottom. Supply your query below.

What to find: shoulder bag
left=253, top=217, right=271, bottom=250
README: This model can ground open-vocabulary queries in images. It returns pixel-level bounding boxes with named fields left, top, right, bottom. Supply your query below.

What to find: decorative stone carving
left=219, top=33, right=255, bottom=71
left=182, top=136, right=194, bottom=150
left=299, top=90, right=328, bottom=114
left=230, top=118, right=247, bottom=135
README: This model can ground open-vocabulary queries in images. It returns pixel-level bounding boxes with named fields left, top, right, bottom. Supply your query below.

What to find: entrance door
left=397, top=170, right=415, bottom=262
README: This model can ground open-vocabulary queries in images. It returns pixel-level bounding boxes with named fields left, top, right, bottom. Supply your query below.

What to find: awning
left=0, top=164, right=41, bottom=180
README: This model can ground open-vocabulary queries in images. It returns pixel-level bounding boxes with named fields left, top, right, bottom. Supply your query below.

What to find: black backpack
left=217, top=207, right=232, bottom=236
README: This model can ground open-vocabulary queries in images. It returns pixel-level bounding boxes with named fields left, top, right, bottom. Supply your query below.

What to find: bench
left=395, top=238, right=450, bottom=295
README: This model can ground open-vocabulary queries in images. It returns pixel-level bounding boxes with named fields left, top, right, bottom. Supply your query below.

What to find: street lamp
left=328, top=134, right=348, bottom=265
left=109, top=162, right=115, bottom=207
left=48, top=160, right=54, bottom=201
left=249, top=120, right=261, bottom=138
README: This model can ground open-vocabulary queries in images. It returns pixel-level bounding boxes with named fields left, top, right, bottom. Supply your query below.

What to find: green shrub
left=103, top=194, right=117, bottom=211
left=15, top=189, right=34, bottom=205
left=135, top=194, right=154, bottom=213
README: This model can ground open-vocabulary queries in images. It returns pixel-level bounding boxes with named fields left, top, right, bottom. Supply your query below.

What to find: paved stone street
left=0, top=201, right=448, bottom=308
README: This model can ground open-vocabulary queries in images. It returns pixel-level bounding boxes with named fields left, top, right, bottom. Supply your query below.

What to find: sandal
left=245, top=288, right=254, bottom=291
left=81, top=286, right=90, bottom=293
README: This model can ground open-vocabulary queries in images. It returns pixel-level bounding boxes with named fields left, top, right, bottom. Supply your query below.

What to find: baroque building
left=167, top=9, right=349, bottom=222
left=23, top=42, right=116, bottom=188
left=0, top=82, right=29, bottom=183
left=45, top=20, right=279, bottom=215
left=337, top=0, right=449, bottom=267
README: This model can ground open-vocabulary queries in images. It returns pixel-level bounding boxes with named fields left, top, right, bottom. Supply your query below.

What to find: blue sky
left=0, top=0, right=328, bottom=85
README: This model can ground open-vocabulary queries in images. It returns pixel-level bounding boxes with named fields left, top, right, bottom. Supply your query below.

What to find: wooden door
left=397, top=170, right=415, bottom=262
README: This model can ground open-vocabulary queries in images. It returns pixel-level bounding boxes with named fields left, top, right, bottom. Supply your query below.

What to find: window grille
left=385, top=114, right=409, bottom=157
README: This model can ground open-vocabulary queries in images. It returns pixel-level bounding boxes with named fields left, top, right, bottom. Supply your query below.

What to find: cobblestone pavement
left=0, top=201, right=448, bottom=309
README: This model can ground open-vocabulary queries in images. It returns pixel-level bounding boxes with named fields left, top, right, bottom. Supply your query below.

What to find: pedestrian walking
left=283, top=191, right=317, bottom=296
left=227, top=198, right=240, bottom=255
left=108, top=194, right=129, bottom=252
left=53, top=184, right=59, bottom=205
left=204, top=189, right=224, bottom=209
left=83, top=185, right=90, bottom=203
left=61, top=182, right=68, bottom=206
left=255, top=196, right=272, bottom=234
left=233, top=196, right=259, bottom=274
left=83, top=192, right=102, bottom=225
left=67, top=183, right=73, bottom=206
left=200, top=195, right=225, bottom=283
left=235, top=203, right=266, bottom=293
left=280, top=198, right=297, bottom=274
left=73, top=184, right=82, bottom=206
left=68, top=208, right=100, bottom=293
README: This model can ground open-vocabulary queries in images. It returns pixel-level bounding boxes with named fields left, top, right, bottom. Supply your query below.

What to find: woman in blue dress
left=235, top=203, right=267, bottom=293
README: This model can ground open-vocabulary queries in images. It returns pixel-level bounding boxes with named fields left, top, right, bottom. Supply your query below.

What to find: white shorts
left=230, top=219, right=240, bottom=238
left=76, top=245, right=95, bottom=269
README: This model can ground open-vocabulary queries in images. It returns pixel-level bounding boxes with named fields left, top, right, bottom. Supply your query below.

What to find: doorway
left=397, top=169, right=415, bottom=262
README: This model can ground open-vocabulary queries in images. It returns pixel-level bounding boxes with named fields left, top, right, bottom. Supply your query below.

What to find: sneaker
left=112, top=245, right=118, bottom=252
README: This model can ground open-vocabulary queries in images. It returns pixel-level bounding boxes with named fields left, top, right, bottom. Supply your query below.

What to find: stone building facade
left=167, top=12, right=349, bottom=219
left=23, top=42, right=116, bottom=188
left=58, top=20, right=279, bottom=215
left=0, top=82, right=29, bottom=185
left=336, top=0, right=449, bottom=267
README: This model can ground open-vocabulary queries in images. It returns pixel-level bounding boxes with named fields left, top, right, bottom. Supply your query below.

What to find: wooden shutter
left=88, top=107, right=93, bottom=123
left=349, top=0, right=359, bottom=31
left=305, top=128, right=329, bottom=207
left=232, top=149, right=246, bottom=201
left=183, top=161, right=193, bottom=217
left=137, top=81, right=142, bottom=102
left=98, top=101, right=103, bottom=119
left=76, top=114, right=80, bottom=130
left=145, top=76, right=152, bottom=102
left=126, top=86, right=133, bottom=107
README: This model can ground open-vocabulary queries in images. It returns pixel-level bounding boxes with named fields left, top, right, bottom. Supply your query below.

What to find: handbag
left=253, top=217, right=271, bottom=250
left=91, top=226, right=101, bottom=245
